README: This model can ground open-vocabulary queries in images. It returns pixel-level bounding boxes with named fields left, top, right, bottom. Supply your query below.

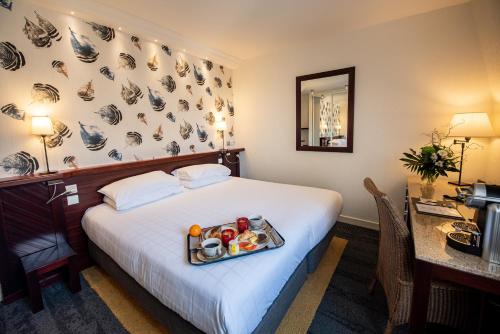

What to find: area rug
left=82, top=236, right=349, bottom=334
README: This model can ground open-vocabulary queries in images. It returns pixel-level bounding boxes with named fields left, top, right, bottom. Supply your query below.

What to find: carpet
left=308, top=222, right=389, bottom=334
left=0, top=279, right=127, bottom=334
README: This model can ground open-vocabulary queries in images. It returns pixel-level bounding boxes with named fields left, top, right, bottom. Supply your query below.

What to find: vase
left=420, top=178, right=436, bottom=199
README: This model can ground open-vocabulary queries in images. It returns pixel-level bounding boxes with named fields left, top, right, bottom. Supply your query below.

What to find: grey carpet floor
left=0, top=279, right=127, bottom=334
left=308, top=222, right=391, bottom=334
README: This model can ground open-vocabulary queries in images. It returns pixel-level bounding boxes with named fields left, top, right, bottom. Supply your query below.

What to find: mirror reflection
left=300, top=74, right=349, bottom=148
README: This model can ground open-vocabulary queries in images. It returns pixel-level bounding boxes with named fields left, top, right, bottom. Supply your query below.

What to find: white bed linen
left=82, top=177, right=342, bottom=334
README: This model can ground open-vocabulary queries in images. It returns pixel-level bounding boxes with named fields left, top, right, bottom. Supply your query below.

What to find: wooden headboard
left=0, top=148, right=243, bottom=303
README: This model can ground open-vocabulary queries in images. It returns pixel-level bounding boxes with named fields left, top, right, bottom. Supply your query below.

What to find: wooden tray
left=187, top=220, right=285, bottom=266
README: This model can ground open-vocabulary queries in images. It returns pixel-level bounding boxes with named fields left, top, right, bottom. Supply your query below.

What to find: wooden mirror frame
left=296, top=66, right=355, bottom=153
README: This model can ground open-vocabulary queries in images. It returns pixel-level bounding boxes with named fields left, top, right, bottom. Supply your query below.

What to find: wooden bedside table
left=20, top=241, right=81, bottom=313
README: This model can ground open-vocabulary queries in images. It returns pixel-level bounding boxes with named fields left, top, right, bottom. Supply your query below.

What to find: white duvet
left=82, top=177, right=342, bottom=334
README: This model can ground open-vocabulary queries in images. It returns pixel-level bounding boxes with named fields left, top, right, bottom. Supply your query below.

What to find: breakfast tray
left=187, top=220, right=285, bottom=266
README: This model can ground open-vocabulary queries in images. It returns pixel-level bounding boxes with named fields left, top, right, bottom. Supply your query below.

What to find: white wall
left=234, top=3, right=494, bottom=226
left=471, top=0, right=500, bottom=184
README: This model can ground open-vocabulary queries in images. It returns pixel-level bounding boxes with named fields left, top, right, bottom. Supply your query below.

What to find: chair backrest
left=363, top=178, right=413, bottom=309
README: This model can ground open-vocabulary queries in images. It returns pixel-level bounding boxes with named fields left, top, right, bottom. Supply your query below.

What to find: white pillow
left=172, top=164, right=231, bottom=181
left=103, top=196, right=117, bottom=209
left=102, top=185, right=182, bottom=210
left=182, top=175, right=230, bottom=189
left=98, top=171, right=182, bottom=211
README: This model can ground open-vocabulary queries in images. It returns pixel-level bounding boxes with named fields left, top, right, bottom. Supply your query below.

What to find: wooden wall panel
left=1, top=183, right=56, bottom=256
left=0, top=181, right=65, bottom=302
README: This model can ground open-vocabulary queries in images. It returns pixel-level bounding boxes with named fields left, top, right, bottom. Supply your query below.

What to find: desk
left=407, top=176, right=500, bottom=333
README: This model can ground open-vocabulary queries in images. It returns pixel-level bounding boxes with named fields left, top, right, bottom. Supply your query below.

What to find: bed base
left=87, top=226, right=336, bottom=334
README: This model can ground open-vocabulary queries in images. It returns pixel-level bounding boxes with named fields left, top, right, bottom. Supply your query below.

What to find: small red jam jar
left=236, top=217, right=249, bottom=233
left=221, top=228, right=236, bottom=247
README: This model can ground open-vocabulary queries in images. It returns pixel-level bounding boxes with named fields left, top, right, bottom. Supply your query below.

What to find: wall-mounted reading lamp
left=215, top=115, right=227, bottom=152
left=215, top=115, right=239, bottom=165
left=32, top=115, right=56, bottom=174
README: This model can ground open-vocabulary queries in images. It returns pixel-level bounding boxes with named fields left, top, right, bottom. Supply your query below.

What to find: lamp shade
left=31, top=116, right=54, bottom=136
left=215, top=118, right=227, bottom=131
left=449, top=112, right=494, bottom=138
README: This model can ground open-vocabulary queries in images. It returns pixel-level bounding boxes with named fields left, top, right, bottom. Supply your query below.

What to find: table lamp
left=215, top=116, right=227, bottom=152
left=448, top=112, right=494, bottom=186
left=31, top=116, right=56, bottom=174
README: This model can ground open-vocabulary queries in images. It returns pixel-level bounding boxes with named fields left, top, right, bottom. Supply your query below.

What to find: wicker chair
left=363, top=177, right=472, bottom=334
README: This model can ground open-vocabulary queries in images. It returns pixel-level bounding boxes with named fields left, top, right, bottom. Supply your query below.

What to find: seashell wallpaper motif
left=77, top=80, right=94, bottom=101
left=63, top=155, right=78, bottom=168
left=79, top=122, right=107, bottom=151
left=32, top=83, right=60, bottom=103
left=0, top=41, right=25, bottom=71
left=118, top=52, right=136, bottom=69
left=161, top=44, right=172, bottom=56
left=1, top=103, right=24, bottom=120
left=0, top=2, right=235, bottom=178
left=47, top=120, right=72, bottom=148
left=126, top=131, right=142, bottom=146
left=159, top=75, right=176, bottom=93
left=69, top=27, right=99, bottom=63
left=1, top=0, right=13, bottom=11
left=100, top=66, right=114, bottom=80
left=147, top=87, right=166, bottom=111
left=52, top=60, right=68, bottom=78
left=121, top=79, right=143, bottom=105
left=0, top=151, right=39, bottom=175
left=87, top=22, right=115, bottom=42
left=96, top=104, right=122, bottom=125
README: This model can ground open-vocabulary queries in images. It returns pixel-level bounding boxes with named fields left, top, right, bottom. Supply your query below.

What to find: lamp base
left=448, top=180, right=472, bottom=187
left=39, top=170, right=58, bottom=175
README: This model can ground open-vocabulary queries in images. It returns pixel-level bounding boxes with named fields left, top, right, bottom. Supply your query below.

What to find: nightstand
left=20, top=241, right=81, bottom=313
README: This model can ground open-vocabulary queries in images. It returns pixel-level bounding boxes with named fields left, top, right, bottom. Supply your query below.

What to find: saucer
left=197, top=247, right=227, bottom=262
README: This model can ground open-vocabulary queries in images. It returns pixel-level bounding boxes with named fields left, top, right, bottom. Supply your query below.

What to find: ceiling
left=38, top=0, right=470, bottom=64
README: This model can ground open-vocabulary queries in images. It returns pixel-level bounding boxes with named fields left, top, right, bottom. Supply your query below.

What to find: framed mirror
left=296, top=67, right=355, bottom=153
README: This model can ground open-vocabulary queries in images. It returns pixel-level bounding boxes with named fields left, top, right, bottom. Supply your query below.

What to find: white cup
left=201, top=238, right=222, bottom=258
left=249, top=214, right=265, bottom=229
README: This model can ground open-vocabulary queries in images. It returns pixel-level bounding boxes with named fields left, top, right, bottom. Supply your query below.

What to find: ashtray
left=451, top=221, right=479, bottom=233
left=446, top=231, right=481, bottom=256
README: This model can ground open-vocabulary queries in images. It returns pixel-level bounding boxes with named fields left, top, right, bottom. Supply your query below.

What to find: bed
left=82, top=176, right=342, bottom=334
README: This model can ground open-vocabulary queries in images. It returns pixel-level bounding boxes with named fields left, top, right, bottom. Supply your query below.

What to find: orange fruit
left=189, top=224, right=202, bottom=237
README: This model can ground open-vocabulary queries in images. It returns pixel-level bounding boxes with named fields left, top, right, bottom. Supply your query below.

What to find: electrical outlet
left=67, top=194, right=79, bottom=206
left=65, top=184, right=78, bottom=194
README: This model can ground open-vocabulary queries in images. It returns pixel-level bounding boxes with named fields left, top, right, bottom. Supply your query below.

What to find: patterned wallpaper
left=0, top=1, right=235, bottom=178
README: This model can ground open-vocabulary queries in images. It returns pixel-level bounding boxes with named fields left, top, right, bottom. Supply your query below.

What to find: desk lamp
left=448, top=112, right=494, bottom=186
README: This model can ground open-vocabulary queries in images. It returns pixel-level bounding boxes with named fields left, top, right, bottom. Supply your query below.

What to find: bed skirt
left=87, top=225, right=336, bottom=334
